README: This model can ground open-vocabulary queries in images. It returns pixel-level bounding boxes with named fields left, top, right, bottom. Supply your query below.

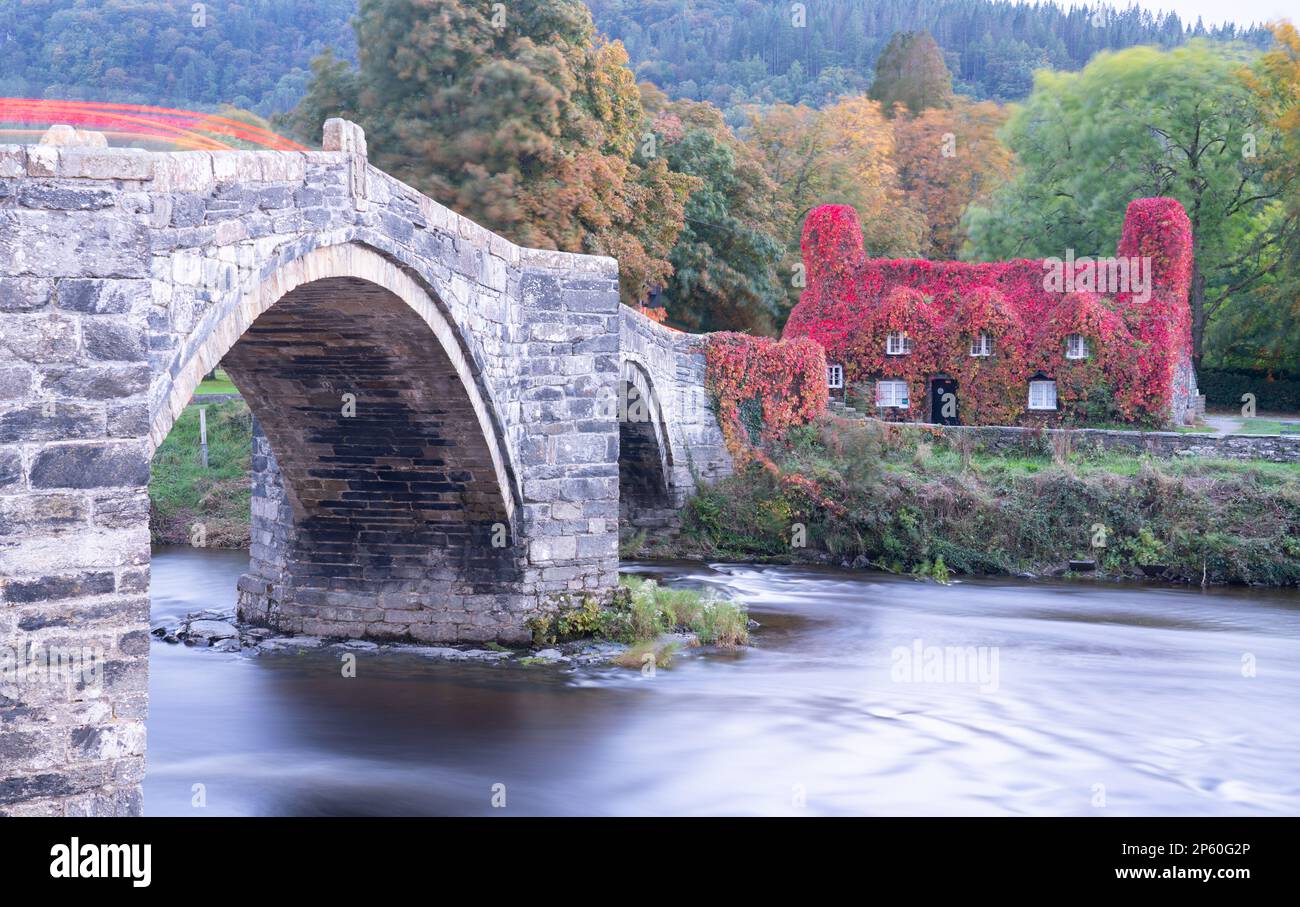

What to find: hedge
left=1199, top=369, right=1300, bottom=412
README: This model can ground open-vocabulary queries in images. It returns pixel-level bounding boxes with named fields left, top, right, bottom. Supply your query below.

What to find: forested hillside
left=3, top=1, right=1294, bottom=371
left=589, top=0, right=1273, bottom=112
left=0, top=0, right=356, bottom=115
left=0, top=0, right=1273, bottom=117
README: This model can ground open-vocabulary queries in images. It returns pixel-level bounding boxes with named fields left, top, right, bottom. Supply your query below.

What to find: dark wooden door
left=931, top=378, right=959, bottom=425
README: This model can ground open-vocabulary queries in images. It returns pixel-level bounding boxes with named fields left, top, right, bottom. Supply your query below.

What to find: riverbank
left=150, top=399, right=1300, bottom=587
left=637, top=415, right=1300, bottom=587
left=149, top=399, right=252, bottom=547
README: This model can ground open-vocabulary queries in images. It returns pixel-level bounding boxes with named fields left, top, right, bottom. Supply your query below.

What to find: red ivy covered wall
left=704, top=332, right=828, bottom=460
left=783, top=199, right=1195, bottom=427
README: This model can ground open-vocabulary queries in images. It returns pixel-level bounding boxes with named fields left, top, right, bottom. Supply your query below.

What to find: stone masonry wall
left=938, top=422, right=1300, bottom=463
left=0, top=120, right=622, bottom=815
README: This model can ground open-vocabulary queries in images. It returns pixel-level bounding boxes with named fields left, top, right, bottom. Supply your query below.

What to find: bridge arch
left=149, top=242, right=519, bottom=522
left=148, top=242, right=535, bottom=640
left=618, top=356, right=675, bottom=530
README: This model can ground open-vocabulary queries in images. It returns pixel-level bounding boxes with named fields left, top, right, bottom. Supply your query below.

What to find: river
left=146, top=546, right=1300, bottom=816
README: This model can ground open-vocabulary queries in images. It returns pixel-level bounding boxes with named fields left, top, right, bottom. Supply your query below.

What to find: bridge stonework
left=0, top=122, right=730, bottom=815
left=618, top=308, right=732, bottom=530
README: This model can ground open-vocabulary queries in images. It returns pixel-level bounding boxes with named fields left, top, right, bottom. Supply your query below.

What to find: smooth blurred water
left=146, top=547, right=1300, bottom=816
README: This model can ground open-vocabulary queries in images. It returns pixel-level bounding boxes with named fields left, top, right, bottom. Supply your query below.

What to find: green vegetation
left=196, top=369, right=239, bottom=396
left=527, top=577, right=750, bottom=650
left=149, top=399, right=254, bottom=548
left=1234, top=419, right=1300, bottom=436
left=965, top=38, right=1298, bottom=370
left=670, top=417, right=1300, bottom=587
left=624, top=576, right=750, bottom=647
left=1200, top=368, right=1300, bottom=411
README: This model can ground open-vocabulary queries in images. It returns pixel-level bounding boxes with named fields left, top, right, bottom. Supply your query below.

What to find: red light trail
left=0, top=98, right=307, bottom=151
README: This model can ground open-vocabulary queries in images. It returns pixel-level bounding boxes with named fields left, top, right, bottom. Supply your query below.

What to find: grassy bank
left=653, top=416, right=1300, bottom=587
left=149, top=399, right=253, bottom=548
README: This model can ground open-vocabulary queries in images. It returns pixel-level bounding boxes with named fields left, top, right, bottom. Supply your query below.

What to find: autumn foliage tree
left=1228, top=21, right=1300, bottom=372
left=744, top=96, right=925, bottom=321
left=640, top=84, right=786, bottom=335
left=894, top=100, right=1015, bottom=258
left=283, top=0, right=690, bottom=305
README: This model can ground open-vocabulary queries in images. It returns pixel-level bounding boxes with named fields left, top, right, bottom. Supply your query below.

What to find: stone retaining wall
left=939, top=422, right=1300, bottom=463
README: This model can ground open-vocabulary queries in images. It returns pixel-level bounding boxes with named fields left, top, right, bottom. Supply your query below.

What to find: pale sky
left=1143, top=0, right=1296, bottom=27
left=1037, top=0, right=1297, bottom=28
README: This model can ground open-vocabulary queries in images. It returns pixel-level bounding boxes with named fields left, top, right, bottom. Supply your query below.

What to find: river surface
left=146, top=546, right=1300, bottom=816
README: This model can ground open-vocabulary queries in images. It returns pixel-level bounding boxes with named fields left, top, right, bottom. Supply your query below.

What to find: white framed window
left=827, top=363, right=844, bottom=389
left=1065, top=333, right=1089, bottom=360
left=886, top=331, right=914, bottom=356
left=969, top=332, right=993, bottom=357
left=876, top=379, right=909, bottom=409
left=1028, top=379, right=1058, bottom=411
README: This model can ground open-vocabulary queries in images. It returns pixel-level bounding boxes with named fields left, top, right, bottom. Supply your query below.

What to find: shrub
left=689, top=599, right=750, bottom=648
left=704, top=332, right=828, bottom=459
left=670, top=414, right=1300, bottom=587
left=1198, top=368, right=1300, bottom=412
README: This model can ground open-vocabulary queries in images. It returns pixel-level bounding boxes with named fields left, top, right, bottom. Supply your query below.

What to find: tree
left=893, top=99, right=1015, bottom=258
left=745, top=97, right=925, bottom=321
left=279, top=49, right=358, bottom=138
left=867, top=31, right=955, bottom=116
left=964, top=40, right=1294, bottom=367
left=641, top=85, right=786, bottom=334
left=1218, top=21, right=1300, bottom=372
left=283, top=0, right=690, bottom=305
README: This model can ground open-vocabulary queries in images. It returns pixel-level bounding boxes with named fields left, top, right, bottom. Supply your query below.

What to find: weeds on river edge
left=527, top=577, right=749, bottom=649
left=663, top=415, right=1300, bottom=587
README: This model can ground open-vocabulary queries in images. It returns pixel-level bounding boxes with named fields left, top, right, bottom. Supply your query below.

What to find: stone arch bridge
left=0, top=121, right=730, bottom=815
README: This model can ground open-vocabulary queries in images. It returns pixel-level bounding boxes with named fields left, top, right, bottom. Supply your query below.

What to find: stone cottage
left=783, top=198, right=1199, bottom=428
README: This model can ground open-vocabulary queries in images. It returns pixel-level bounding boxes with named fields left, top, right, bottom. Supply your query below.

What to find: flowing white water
left=146, top=547, right=1300, bottom=816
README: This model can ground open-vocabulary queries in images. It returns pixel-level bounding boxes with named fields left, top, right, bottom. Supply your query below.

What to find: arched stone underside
left=618, top=360, right=675, bottom=531
left=224, top=275, right=523, bottom=639
left=147, top=242, right=520, bottom=523
left=617, top=309, right=734, bottom=533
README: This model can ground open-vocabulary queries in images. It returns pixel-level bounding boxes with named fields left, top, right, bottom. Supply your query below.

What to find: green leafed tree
left=964, top=40, right=1296, bottom=368
left=641, top=86, right=786, bottom=335
left=1215, top=22, right=1300, bottom=374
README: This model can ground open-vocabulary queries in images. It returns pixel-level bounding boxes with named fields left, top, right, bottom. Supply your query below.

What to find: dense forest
left=0, top=0, right=357, bottom=115
left=0, top=0, right=1273, bottom=117
left=591, top=0, right=1273, bottom=113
